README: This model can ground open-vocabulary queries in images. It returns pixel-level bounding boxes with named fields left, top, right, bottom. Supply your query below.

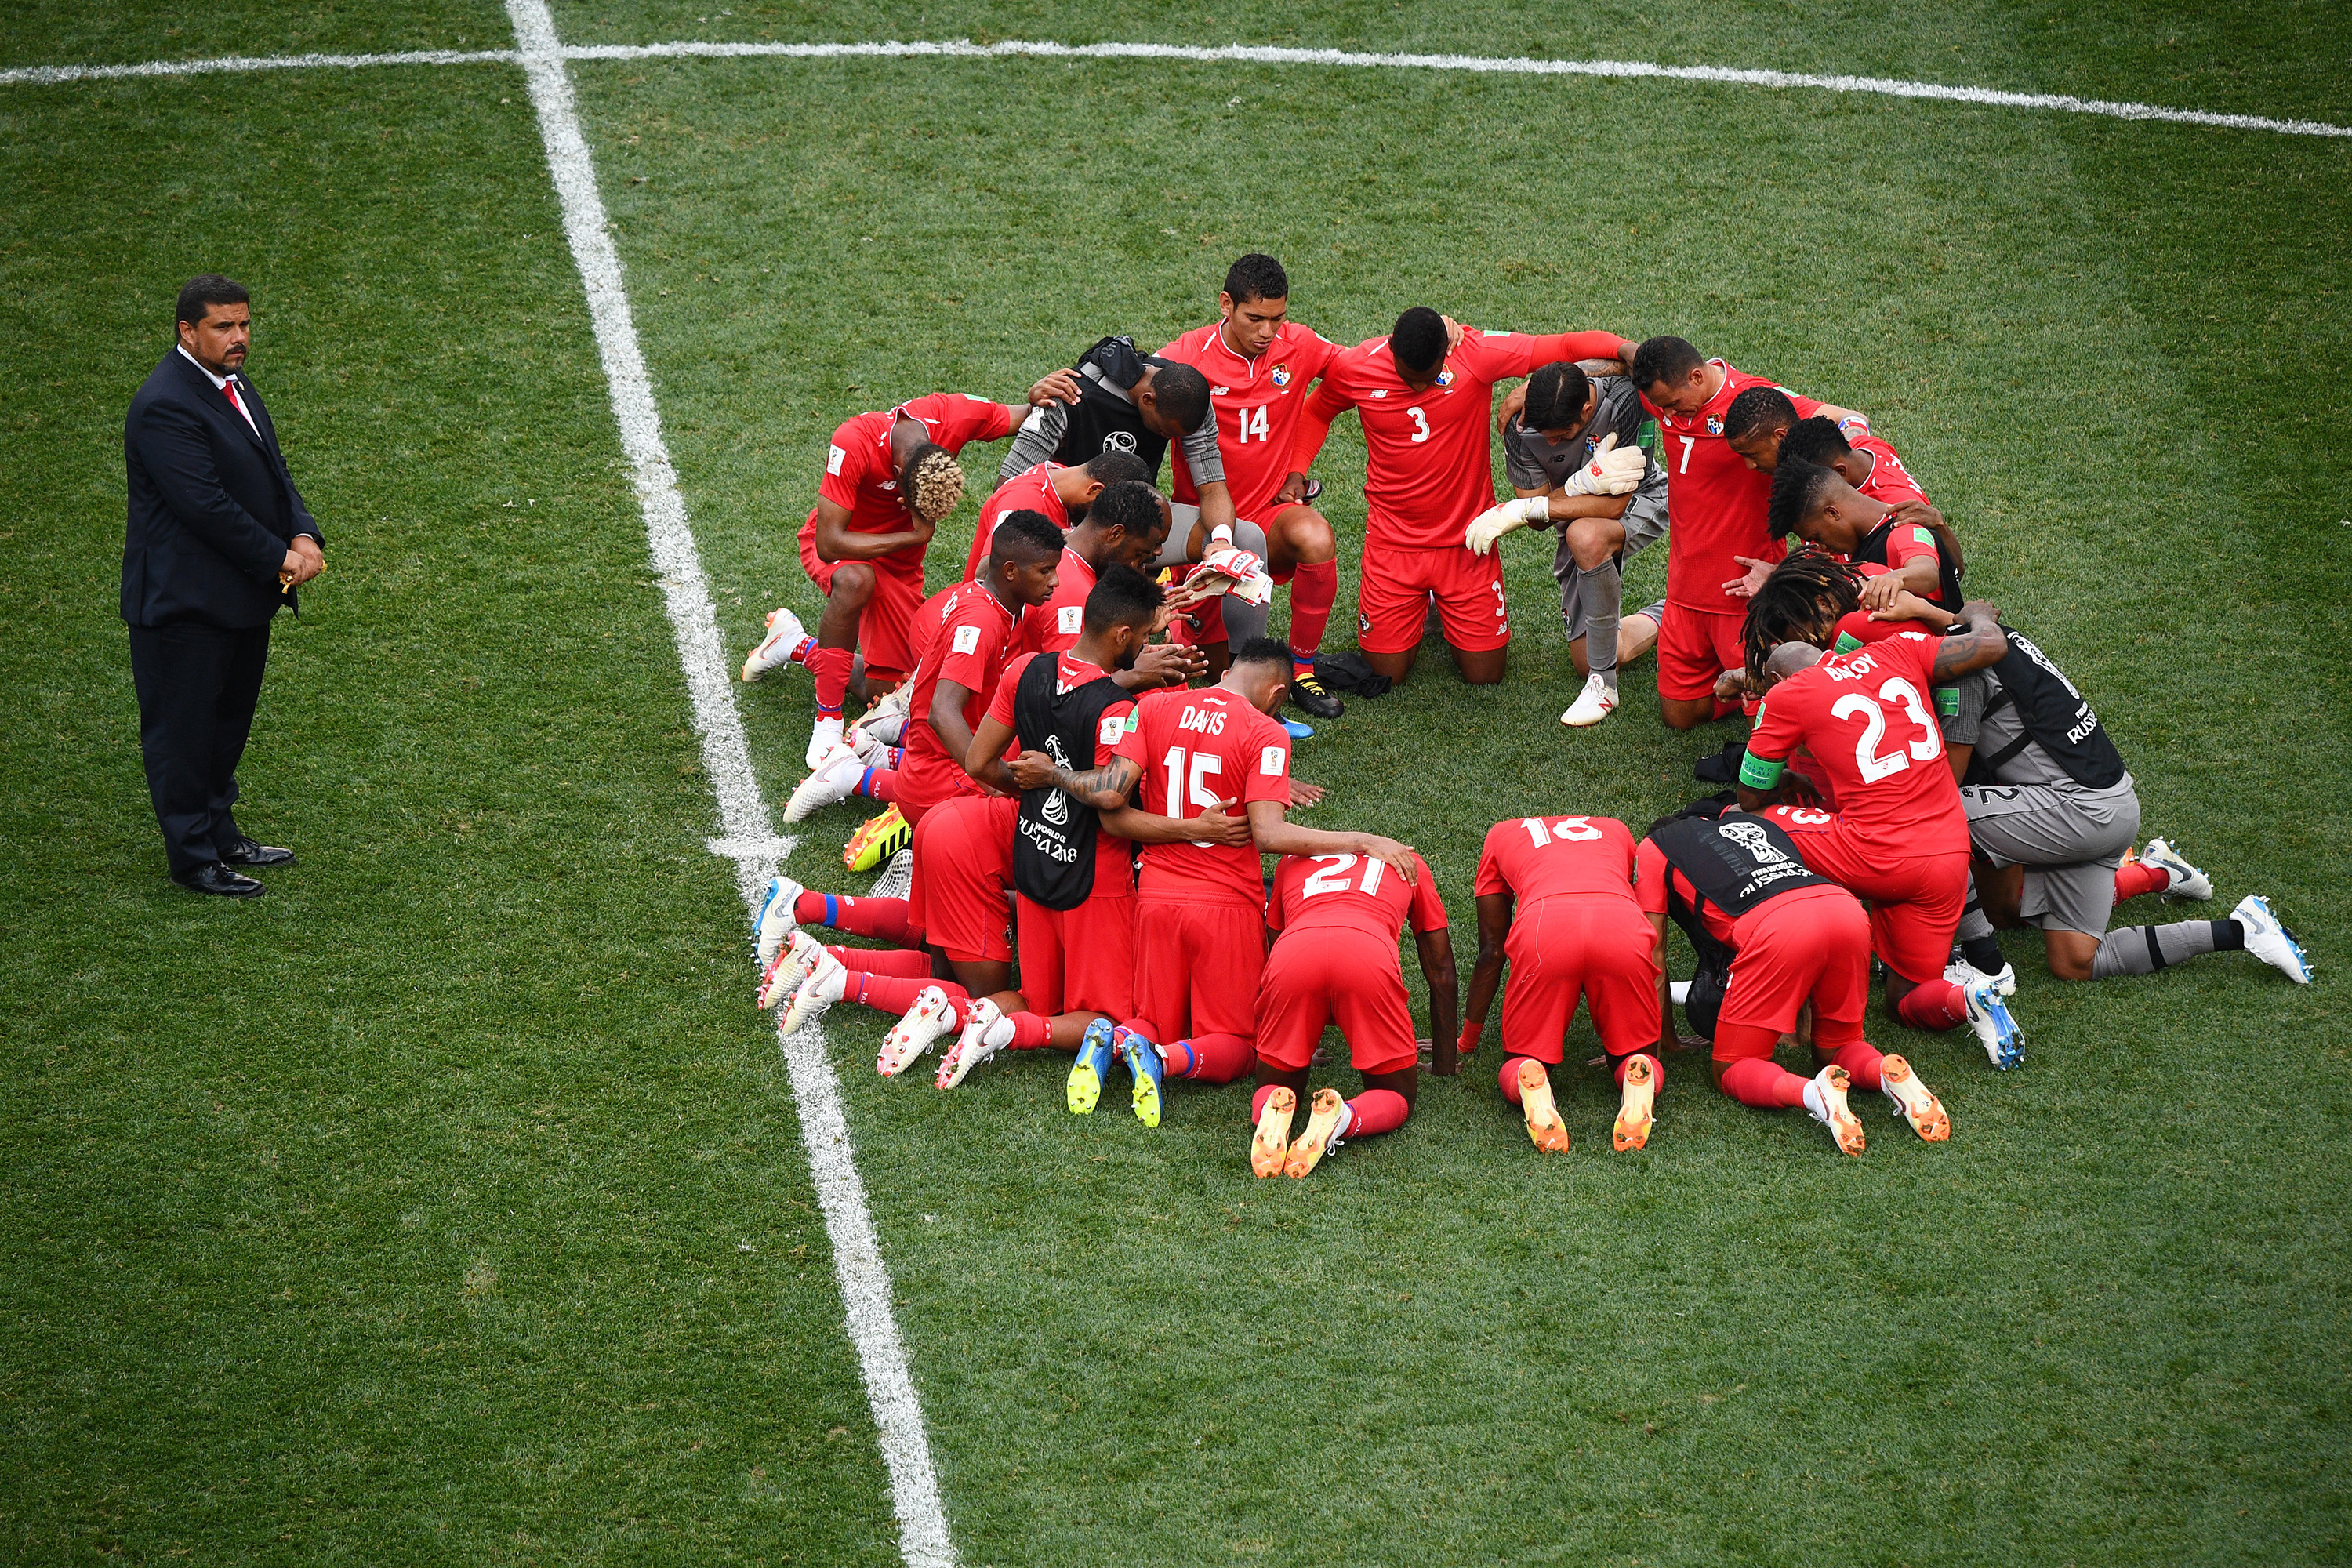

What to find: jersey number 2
left=1831, top=677, right=1940, bottom=782
left=1302, top=852, right=1386, bottom=897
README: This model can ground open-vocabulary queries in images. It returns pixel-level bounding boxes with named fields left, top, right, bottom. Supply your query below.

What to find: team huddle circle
left=735, top=252, right=2314, bottom=1173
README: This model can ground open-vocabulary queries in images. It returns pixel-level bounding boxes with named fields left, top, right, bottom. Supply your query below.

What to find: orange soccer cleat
left=1612, top=1055, right=1657, bottom=1152
left=1250, top=1086, right=1297, bottom=1178
left=1804, top=1065, right=1867, bottom=1157
left=1518, top=1059, right=1572, bottom=1155
left=1283, top=1089, right=1348, bottom=1179
left=1878, top=1054, right=1951, bottom=1142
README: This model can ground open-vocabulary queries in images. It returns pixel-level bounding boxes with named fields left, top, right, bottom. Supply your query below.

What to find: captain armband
left=1736, top=750, right=1787, bottom=790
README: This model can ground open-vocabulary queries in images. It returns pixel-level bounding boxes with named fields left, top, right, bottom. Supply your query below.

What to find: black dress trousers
left=127, top=619, right=273, bottom=875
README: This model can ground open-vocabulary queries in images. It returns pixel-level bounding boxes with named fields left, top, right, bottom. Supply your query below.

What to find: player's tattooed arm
left=1008, top=750, right=1142, bottom=810
left=1458, top=891, right=1514, bottom=1056
left=1417, top=925, right=1461, bottom=1076
left=1931, top=601, right=2007, bottom=680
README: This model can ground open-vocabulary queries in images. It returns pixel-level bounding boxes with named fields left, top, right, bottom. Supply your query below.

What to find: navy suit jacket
left=122, top=348, right=323, bottom=630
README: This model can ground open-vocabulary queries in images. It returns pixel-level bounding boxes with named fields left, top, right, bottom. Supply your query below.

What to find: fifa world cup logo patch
left=1719, top=819, right=1791, bottom=865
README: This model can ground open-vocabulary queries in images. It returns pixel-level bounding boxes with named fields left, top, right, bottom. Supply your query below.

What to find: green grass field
left=4, top=3, right=2349, bottom=1563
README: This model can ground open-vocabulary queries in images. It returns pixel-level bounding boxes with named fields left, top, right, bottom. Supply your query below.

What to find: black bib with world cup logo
left=1011, top=652, right=1134, bottom=911
left=1962, top=626, right=2127, bottom=790
left=1856, top=514, right=1965, bottom=611
left=1648, top=811, right=1829, bottom=1038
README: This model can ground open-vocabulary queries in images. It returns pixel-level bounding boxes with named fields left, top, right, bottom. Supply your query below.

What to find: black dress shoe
left=221, top=837, right=296, bottom=868
left=172, top=862, right=266, bottom=898
left=1287, top=670, right=1345, bottom=720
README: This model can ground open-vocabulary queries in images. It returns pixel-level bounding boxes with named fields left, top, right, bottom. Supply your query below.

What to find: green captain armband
left=1936, top=684, right=1961, bottom=718
left=1737, top=750, right=1786, bottom=790
left=1834, top=632, right=1864, bottom=652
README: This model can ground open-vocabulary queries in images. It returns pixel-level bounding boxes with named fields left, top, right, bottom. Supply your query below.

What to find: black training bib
left=1857, top=515, right=1964, bottom=611
left=1648, top=812, right=1830, bottom=1038
left=1010, top=654, right=1134, bottom=911
left=1967, top=627, right=2126, bottom=790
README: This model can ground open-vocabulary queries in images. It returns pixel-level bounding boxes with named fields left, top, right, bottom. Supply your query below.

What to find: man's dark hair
left=1082, top=563, right=1165, bottom=633
left=1083, top=479, right=1164, bottom=541
left=1521, top=361, right=1592, bottom=434
left=1779, top=414, right=1853, bottom=466
left=1630, top=335, right=1704, bottom=392
left=1390, top=307, right=1450, bottom=376
left=1224, top=253, right=1289, bottom=307
left=1147, top=361, right=1210, bottom=431
left=1741, top=553, right=1861, bottom=684
left=176, top=274, right=249, bottom=328
left=1766, top=457, right=1841, bottom=541
left=1232, top=636, right=1295, bottom=673
left=988, top=507, right=1065, bottom=566
left=1723, top=385, right=1798, bottom=441
left=1079, top=450, right=1150, bottom=488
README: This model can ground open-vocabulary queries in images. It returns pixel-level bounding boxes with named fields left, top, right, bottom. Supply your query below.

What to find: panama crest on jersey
left=1705, top=416, right=1724, bottom=435
left=1270, top=363, right=1291, bottom=387
left=1436, top=369, right=1455, bottom=387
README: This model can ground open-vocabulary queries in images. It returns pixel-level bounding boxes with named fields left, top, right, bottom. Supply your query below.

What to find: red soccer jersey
left=1266, top=850, right=1447, bottom=945
left=1634, top=837, right=1738, bottom=945
left=1157, top=319, right=1343, bottom=520
left=1473, top=815, right=1640, bottom=906
left=800, top=393, right=1018, bottom=567
left=1849, top=433, right=1929, bottom=510
left=1297, top=328, right=1633, bottom=551
left=895, top=579, right=1026, bottom=811
left=964, top=461, right=1071, bottom=582
left=1641, top=361, right=1823, bottom=612
left=1744, top=631, right=1969, bottom=855
left=1113, top=684, right=1293, bottom=901
left=1018, top=546, right=1097, bottom=655
left=987, top=651, right=1138, bottom=898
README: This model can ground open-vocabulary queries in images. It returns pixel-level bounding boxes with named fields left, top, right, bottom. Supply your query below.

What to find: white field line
left=5, top=34, right=2348, bottom=140
left=504, top=4, right=957, bottom=1566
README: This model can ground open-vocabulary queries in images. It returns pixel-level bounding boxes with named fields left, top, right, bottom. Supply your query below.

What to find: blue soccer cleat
left=752, top=873, right=802, bottom=969
left=1067, top=1018, right=1116, bottom=1115
left=1115, top=1025, right=1166, bottom=1128
left=1962, top=977, right=2024, bottom=1070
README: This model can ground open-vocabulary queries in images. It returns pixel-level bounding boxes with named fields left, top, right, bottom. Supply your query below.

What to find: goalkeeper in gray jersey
left=1466, top=361, right=1668, bottom=728
left=1850, top=596, right=2314, bottom=989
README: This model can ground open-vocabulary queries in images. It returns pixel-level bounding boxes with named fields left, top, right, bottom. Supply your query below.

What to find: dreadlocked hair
left=904, top=443, right=967, bottom=524
left=1742, top=551, right=1863, bottom=686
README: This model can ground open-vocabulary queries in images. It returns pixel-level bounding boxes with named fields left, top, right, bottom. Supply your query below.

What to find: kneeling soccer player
left=1249, top=845, right=1458, bottom=1179
left=1460, top=812, right=1662, bottom=1153
left=1015, top=637, right=1417, bottom=1125
left=1640, top=804, right=1949, bottom=1156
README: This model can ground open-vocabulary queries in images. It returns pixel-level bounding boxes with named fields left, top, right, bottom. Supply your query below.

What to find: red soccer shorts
left=1717, top=883, right=1872, bottom=1036
left=1762, top=810, right=1969, bottom=987
left=1501, top=895, right=1660, bottom=1062
left=1254, top=929, right=1418, bottom=1076
left=1355, top=542, right=1510, bottom=655
left=1656, top=605, right=1745, bottom=702
left=1129, top=891, right=1265, bottom=1044
left=799, top=520, right=924, bottom=683
left=907, top=795, right=1015, bottom=964
left=1016, top=891, right=1135, bottom=1018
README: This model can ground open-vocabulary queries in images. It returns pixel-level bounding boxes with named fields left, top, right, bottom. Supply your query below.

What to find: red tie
left=222, top=378, right=259, bottom=436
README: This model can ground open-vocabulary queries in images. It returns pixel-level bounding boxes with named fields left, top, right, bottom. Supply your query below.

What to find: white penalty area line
left=503, top=3, right=957, bottom=1566
left=5, top=34, right=2347, bottom=141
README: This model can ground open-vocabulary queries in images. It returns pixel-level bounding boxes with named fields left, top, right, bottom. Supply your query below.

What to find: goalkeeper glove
left=1562, top=431, right=1647, bottom=497
left=1465, top=495, right=1552, bottom=554
left=1198, top=546, right=1274, bottom=606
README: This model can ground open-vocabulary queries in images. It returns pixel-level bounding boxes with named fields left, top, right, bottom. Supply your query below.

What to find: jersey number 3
left=1406, top=406, right=1431, bottom=443
left=1831, top=677, right=1941, bottom=782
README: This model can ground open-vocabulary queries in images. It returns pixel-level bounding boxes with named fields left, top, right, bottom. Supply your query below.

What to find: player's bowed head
left=1465, top=361, right=1647, bottom=554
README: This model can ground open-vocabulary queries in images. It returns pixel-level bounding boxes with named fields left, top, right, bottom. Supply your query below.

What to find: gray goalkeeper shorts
left=1962, top=774, right=2141, bottom=935
left=1551, top=495, right=1667, bottom=644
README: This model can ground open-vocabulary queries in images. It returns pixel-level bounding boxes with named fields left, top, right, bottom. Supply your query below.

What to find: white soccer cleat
left=845, top=721, right=894, bottom=766
left=779, top=946, right=846, bottom=1035
left=1802, top=1065, right=1866, bottom=1156
left=2141, top=837, right=2213, bottom=902
left=1962, top=977, right=2024, bottom=1070
left=1878, top=1054, right=1951, bottom=1142
left=2233, top=895, right=2313, bottom=984
left=879, top=985, right=961, bottom=1076
left=935, top=997, right=1007, bottom=1089
left=869, top=845, right=914, bottom=902
left=742, top=607, right=808, bottom=683
left=805, top=714, right=846, bottom=771
left=752, top=873, right=804, bottom=968
left=858, top=681, right=913, bottom=746
left=1561, top=673, right=1619, bottom=728
left=758, top=929, right=827, bottom=1011
left=785, top=746, right=865, bottom=823
left=1943, top=954, right=2017, bottom=998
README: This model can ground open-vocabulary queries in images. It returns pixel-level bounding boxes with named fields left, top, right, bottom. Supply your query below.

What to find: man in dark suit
left=123, top=274, right=325, bottom=896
